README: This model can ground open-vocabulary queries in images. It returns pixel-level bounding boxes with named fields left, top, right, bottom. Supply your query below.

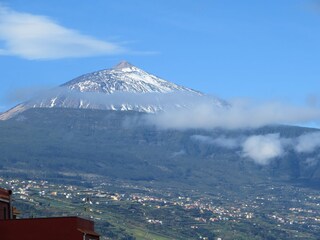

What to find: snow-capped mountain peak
left=113, top=60, right=135, bottom=69
left=0, top=61, right=227, bottom=120
left=62, top=61, right=199, bottom=95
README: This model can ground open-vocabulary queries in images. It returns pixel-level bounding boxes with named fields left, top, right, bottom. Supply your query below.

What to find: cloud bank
left=191, top=132, right=320, bottom=165
left=24, top=87, right=219, bottom=111
left=6, top=85, right=320, bottom=131
left=0, top=5, right=125, bottom=59
left=4, top=85, right=320, bottom=166
left=13, top=87, right=320, bottom=130
left=146, top=99, right=320, bottom=130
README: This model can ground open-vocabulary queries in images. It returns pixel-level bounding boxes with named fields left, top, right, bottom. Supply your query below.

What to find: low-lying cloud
left=4, top=85, right=320, bottom=166
left=24, top=87, right=217, bottom=112
left=12, top=87, right=320, bottom=130
left=191, top=135, right=240, bottom=149
left=191, top=132, right=320, bottom=165
left=5, top=86, right=51, bottom=104
left=146, top=99, right=320, bottom=130
left=295, top=132, right=320, bottom=153
left=242, top=134, right=285, bottom=165
left=0, top=5, right=126, bottom=59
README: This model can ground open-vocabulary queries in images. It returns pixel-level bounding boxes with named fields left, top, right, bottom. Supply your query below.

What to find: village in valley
left=1, top=176, right=319, bottom=240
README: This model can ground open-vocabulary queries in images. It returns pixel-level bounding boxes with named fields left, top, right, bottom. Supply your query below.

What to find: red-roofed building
left=0, top=188, right=100, bottom=240
left=0, top=216, right=100, bottom=240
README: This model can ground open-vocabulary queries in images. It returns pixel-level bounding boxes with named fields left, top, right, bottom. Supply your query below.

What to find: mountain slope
left=1, top=108, right=319, bottom=188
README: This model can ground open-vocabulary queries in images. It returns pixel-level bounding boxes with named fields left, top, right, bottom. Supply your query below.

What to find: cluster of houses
left=0, top=187, right=100, bottom=240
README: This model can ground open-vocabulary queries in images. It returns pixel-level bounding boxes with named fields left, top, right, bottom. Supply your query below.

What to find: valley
left=1, top=175, right=319, bottom=240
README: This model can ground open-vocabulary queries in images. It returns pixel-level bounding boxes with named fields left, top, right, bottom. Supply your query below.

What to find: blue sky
left=1, top=0, right=320, bottom=113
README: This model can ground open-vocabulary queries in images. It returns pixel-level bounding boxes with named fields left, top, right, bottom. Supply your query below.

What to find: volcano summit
left=0, top=61, right=226, bottom=120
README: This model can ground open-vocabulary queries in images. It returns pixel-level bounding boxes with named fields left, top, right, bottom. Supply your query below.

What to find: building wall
left=0, top=202, right=9, bottom=220
left=0, top=188, right=11, bottom=220
left=0, top=201, right=10, bottom=220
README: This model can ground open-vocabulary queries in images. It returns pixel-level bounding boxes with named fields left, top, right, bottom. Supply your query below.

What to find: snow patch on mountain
left=62, top=61, right=201, bottom=94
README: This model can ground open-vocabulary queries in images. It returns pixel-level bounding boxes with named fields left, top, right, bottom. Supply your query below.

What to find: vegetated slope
left=0, top=108, right=319, bottom=189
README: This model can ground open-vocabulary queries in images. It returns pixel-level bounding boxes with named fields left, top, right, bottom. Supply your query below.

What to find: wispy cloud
left=191, top=134, right=287, bottom=165
left=5, top=86, right=51, bottom=104
left=191, top=135, right=240, bottom=149
left=6, top=85, right=320, bottom=130
left=146, top=98, right=320, bottom=130
left=295, top=132, right=320, bottom=153
left=0, top=5, right=126, bottom=59
left=23, top=88, right=214, bottom=111
left=191, top=132, right=320, bottom=165
left=20, top=88, right=320, bottom=130
left=305, top=157, right=319, bottom=167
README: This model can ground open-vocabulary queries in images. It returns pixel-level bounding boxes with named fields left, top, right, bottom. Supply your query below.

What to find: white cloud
left=147, top=98, right=320, bottom=130
left=0, top=5, right=125, bottom=59
left=191, top=135, right=240, bottom=149
left=191, top=133, right=287, bottom=165
left=295, top=132, right=320, bottom=153
left=305, top=157, right=318, bottom=167
left=242, top=134, right=285, bottom=165
left=191, top=131, right=320, bottom=165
